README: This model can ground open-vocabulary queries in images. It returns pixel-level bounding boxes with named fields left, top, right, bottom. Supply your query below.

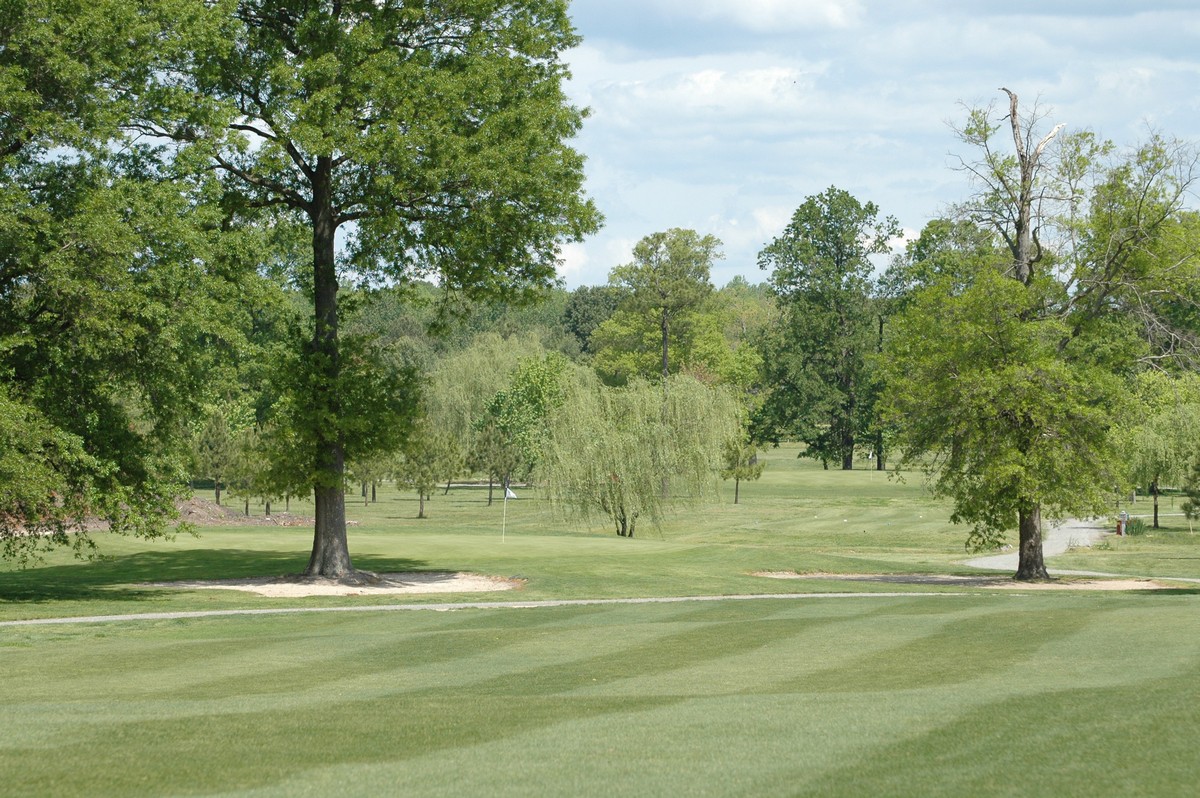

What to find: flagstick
left=501, top=481, right=516, bottom=542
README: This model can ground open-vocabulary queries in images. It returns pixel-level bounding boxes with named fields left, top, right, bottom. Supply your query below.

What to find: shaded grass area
left=4, top=594, right=1200, bottom=797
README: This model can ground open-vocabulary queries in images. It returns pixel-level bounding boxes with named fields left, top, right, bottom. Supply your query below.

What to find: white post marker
left=502, top=485, right=517, bottom=542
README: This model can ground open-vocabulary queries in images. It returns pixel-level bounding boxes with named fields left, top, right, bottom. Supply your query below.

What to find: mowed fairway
left=4, top=447, right=1200, bottom=796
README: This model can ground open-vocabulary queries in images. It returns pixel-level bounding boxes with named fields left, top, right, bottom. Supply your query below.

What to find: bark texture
left=1015, top=504, right=1049, bottom=581
left=305, top=157, right=353, bottom=578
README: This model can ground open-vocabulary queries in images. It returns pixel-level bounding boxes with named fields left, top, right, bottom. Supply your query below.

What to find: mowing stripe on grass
left=0, top=590, right=971, bottom=627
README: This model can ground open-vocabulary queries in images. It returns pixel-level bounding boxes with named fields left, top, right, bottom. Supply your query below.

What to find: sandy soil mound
left=150, top=571, right=521, bottom=597
left=176, top=497, right=314, bottom=527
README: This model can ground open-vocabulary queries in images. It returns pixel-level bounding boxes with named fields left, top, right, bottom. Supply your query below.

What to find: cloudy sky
left=556, top=0, right=1200, bottom=288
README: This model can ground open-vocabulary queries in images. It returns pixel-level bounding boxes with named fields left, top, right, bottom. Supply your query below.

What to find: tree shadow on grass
left=0, top=549, right=430, bottom=605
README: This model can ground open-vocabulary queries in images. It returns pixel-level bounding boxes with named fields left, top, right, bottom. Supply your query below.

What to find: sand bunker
left=151, top=571, right=521, bottom=598
left=755, top=571, right=1173, bottom=591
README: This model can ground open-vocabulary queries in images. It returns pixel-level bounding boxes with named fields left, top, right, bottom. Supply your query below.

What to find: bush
left=1125, top=517, right=1148, bottom=536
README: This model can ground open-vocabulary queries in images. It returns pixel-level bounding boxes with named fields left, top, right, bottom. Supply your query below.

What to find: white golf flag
left=505, top=486, right=517, bottom=500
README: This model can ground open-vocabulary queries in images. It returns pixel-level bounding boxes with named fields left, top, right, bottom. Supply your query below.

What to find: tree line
left=3, top=2, right=1199, bottom=581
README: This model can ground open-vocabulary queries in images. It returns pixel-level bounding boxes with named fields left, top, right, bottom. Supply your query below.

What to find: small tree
left=192, top=410, right=238, bottom=507
left=721, top=435, right=765, bottom=505
left=395, top=420, right=456, bottom=520
left=1181, top=454, right=1200, bottom=526
left=472, top=353, right=570, bottom=500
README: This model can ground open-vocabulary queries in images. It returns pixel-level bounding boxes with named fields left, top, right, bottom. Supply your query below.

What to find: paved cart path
left=963, top=517, right=1112, bottom=574
left=964, top=517, right=1200, bottom=582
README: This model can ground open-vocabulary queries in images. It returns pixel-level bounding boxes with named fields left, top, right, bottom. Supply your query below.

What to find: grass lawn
left=3, top=445, right=1200, bottom=796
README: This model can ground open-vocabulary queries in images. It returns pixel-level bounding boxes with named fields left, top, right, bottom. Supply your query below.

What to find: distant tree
left=1181, top=457, right=1200, bottom=525
left=721, top=435, right=765, bottom=505
left=563, top=285, right=624, bottom=354
left=472, top=353, right=570, bottom=498
left=755, top=187, right=900, bottom=470
left=395, top=420, right=457, bottom=519
left=1121, top=375, right=1200, bottom=528
left=426, top=331, right=546, bottom=498
left=225, top=425, right=279, bottom=517
left=609, top=229, right=722, bottom=389
left=348, top=451, right=396, bottom=506
left=192, top=410, right=239, bottom=507
left=540, top=374, right=739, bottom=536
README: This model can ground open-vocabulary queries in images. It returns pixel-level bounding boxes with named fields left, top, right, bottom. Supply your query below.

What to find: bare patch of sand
left=755, top=571, right=1171, bottom=591
left=150, top=571, right=521, bottom=597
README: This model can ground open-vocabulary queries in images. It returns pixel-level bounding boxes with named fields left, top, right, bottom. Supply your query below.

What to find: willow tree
left=884, top=91, right=1200, bottom=580
left=135, top=1, right=600, bottom=576
left=540, top=373, right=738, bottom=537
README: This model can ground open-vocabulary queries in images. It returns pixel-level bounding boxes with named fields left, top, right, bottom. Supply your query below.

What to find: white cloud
left=751, top=206, right=793, bottom=241
left=556, top=242, right=589, bottom=282
left=562, top=2, right=1200, bottom=288
left=661, top=0, right=865, bottom=32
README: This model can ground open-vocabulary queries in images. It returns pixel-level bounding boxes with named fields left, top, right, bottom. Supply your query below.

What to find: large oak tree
left=135, top=0, right=600, bottom=576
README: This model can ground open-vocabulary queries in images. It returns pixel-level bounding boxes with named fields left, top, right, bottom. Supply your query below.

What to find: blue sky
left=556, top=0, right=1200, bottom=288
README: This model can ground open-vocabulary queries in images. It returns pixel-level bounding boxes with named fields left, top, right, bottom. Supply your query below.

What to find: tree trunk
left=734, top=477, right=740, bottom=505
left=371, top=482, right=377, bottom=503
left=660, top=311, right=671, bottom=500
left=1015, top=503, right=1049, bottom=580
left=839, top=387, right=856, bottom=470
left=305, top=157, right=354, bottom=578
left=1002, top=91, right=1060, bottom=584
left=487, top=476, right=494, bottom=506
left=244, top=498, right=249, bottom=516
left=875, top=315, right=886, bottom=472
left=418, top=491, right=425, bottom=519
left=1152, top=479, right=1160, bottom=529
left=444, top=478, right=452, bottom=496
left=214, top=483, right=222, bottom=506
left=265, top=499, right=271, bottom=517
left=308, top=486, right=351, bottom=576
